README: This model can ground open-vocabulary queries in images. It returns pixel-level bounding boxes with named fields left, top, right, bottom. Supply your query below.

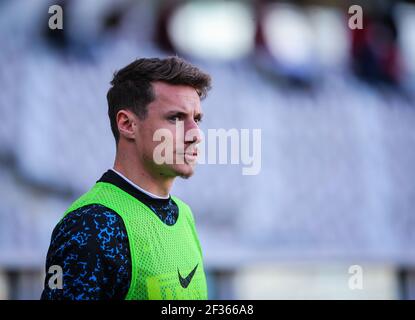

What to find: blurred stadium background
left=0, top=0, right=415, bottom=299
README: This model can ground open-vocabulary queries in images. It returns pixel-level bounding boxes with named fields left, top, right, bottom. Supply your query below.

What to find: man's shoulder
left=65, top=203, right=119, bottom=220
left=54, top=204, right=124, bottom=239
left=171, top=195, right=191, bottom=210
left=43, top=204, right=131, bottom=300
left=64, top=183, right=105, bottom=216
left=171, top=196, right=196, bottom=223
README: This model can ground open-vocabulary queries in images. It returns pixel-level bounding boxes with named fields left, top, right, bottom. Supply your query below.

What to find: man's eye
left=195, top=118, right=202, bottom=124
left=169, top=116, right=181, bottom=122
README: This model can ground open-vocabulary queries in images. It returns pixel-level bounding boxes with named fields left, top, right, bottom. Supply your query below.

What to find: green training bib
left=64, top=182, right=208, bottom=300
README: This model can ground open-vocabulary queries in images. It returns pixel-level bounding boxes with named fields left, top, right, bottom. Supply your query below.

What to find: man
left=41, top=57, right=211, bottom=300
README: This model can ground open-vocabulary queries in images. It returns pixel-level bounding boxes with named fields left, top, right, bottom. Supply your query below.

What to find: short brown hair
left=106, top=56, right=212, bottom=142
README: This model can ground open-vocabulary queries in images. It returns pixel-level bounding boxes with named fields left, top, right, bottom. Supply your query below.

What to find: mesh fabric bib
left=64, top=182, right=208, bottom=300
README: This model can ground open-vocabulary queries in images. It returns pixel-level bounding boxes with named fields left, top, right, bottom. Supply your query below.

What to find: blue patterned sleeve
left=41, top=204, right=131, bottom=300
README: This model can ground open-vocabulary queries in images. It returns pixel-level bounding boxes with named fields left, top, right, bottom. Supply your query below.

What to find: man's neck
left=110, top=168, right=169, bottom=199
left=113, top=161, right=173, bottom=198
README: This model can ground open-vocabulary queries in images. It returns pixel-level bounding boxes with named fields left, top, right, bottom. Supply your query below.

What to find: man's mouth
left=176, top=151, right=198, bottom=163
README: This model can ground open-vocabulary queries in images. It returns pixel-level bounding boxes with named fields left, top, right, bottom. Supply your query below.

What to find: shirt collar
left=97, top=169, right=171, bottom=205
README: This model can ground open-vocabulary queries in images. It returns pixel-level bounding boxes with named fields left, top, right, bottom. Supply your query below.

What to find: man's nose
left=185, top=120, right=202, bottom=144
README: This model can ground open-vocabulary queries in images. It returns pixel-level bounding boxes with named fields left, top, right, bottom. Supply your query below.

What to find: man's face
left=134, top=81, right=203, bottom=179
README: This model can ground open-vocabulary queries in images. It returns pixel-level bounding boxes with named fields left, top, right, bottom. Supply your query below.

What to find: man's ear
left=116, top=109, right=137, bottom=141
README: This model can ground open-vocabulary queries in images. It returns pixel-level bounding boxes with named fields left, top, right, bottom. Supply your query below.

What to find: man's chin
left=173, top=164, right=195, bottom=179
